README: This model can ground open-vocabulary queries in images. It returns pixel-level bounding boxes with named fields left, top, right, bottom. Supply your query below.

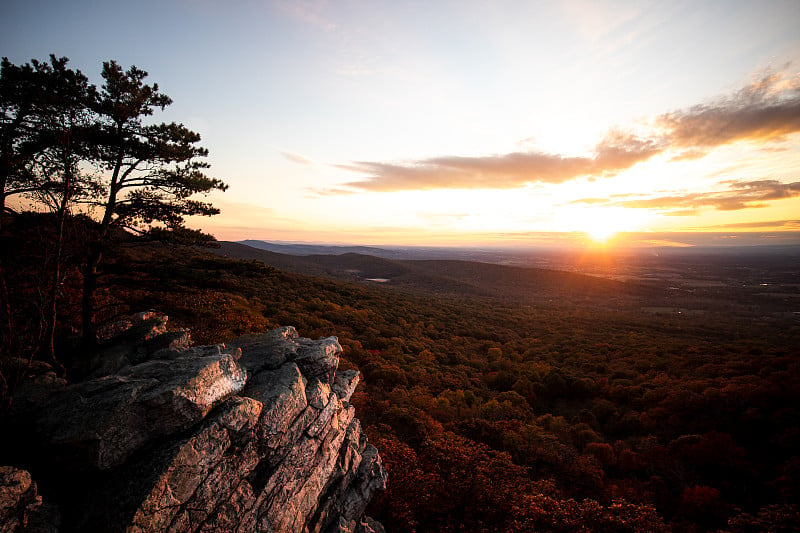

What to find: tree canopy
left=90, top=60, right=227, bottom=237
left=0, top=54, right=227, bottom=358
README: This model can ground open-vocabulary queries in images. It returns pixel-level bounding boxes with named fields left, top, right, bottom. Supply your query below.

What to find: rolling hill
left=214, top=241, right=663, bottom=308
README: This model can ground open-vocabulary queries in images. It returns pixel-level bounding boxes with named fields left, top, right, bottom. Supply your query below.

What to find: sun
left=557, top=206, right=651, bottom=245
left=585, top=225, right=618, bottom=243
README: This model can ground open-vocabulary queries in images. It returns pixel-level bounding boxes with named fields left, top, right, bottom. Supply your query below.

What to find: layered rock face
left=3, top=314, right=386, bottom=533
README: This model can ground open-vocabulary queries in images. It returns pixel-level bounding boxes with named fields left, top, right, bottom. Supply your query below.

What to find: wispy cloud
left=276, top=0, right=336, bottom=32
left=339, top=132, right=659, bottom=191
left=631, top=239, right=694, bottom=248
left=339, top=153, right=593, bottom=191
left=279, top=149, right=315, bottom=165
left=698, top=219, right=800, bottom=230
left=305, top=186, right=358, bottom=198
left=656, top=69, right=800, bottom=155
left=573, top=179, right=800, bottom=214
left=335, top=68, right=800, bottom=193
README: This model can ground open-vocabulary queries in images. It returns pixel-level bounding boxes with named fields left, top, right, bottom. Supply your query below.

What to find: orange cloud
left=573, top=179, right=800, bottom=214
left=698, top=219, right=800, bottom=230
left=340, top=153, right=594, bottom=191
left=335, top=68, right=800, bottom=193
left=339, top=134, right=659, bottom=192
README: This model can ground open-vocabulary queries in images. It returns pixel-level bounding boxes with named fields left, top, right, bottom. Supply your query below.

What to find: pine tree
left=1, top=56, right=97, bottom=370
left=81, top=61, right=227, bottom=345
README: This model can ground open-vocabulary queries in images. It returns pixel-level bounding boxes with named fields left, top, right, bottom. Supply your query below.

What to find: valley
left=4, top=230, right=798, bottom=531
left=218, top=240, right=800, bottom=321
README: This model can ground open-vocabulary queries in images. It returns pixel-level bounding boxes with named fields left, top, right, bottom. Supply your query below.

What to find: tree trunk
left=39, top=151, right=71, bottom=375
left=41, top=220, right=63, bottom=365
left=80, top=137, right=122, bottom=348
left=81, top=243, right=101, bottom=348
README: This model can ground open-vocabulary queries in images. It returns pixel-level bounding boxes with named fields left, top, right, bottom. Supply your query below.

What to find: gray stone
left=340, top=444, right=388, bottom=521
left=126, top=396, right=263, bottom=533
left=135, top=329, right=192, bottom=363
left=306, top=380, right=333, bottom=409
left=326, top=516, right=385, bottom=533
left=31, top=352, right=246, bottom=469
left=262, top=403, right=356, bottom=533
left=294, top=337, right=342, bottom=385
left=228, top=326, right=300, bottom=374
left=307, top=393, right=341, bottom=438
left=358, top=517, right=386, bottom=533
left=310, top=419, right=387, bottom=533
left=243, top=362, right=308, bottom=458
left=78, top=313, right=195, bottom=379
left=0, top=466, right=42, bottom=533
left=332, top=370, right=361, bottom=402
left=6, top=323, right=385, bottom=533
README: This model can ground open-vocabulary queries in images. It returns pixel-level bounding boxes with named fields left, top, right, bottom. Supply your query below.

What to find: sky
left=3, top=0, right=800, bottom=247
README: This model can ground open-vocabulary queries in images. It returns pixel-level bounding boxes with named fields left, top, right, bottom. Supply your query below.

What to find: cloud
left=669, top=149, right=709, bottom=162
left=334, top=67, right=800, bottom=193
left=632, top=239, right=695, bottom=248
left=279, top=150, right=315, bottom=165
left=305, top=186, right=359, bottom=198
left=339, top=133, right=659, bottom=192
left=594, top=69, right=800, bottom=161
left=574, top=179, right=800, bottom=214
left=340, top=153, right=592, bottom=191
left=656, top=70, right=800, bottom=150
left=570, top=197, right=610, bottom=205
left=276, top=0, right=336, bottom=32
left=700, top=219, right=800, bottom=230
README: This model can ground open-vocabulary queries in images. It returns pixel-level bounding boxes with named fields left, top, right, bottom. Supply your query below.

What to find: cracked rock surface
left=4, top=315, right=386, bottom=533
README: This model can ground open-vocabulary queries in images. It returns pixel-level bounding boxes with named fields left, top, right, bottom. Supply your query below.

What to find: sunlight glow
left=556, top=206, right=654, bottom=245
left=585, top=226, right=617, bottom=243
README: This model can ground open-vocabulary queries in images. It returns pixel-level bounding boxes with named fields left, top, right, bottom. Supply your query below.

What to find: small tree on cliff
left=29, top=57, right=97, bottom=365
left=1, top=57, right=45, bottom=364
left=0, top=56, right=97, bottom=369
left=81, top=61, right=227, bottom=346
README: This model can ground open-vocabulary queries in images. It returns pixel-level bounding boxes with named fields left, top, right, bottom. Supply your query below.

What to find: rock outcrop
left=3, top=313, right=386, bottom=533
left=0, top=466, right=41, bottom=532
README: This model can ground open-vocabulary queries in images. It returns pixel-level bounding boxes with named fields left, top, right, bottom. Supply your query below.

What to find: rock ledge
left=3, top=314, right=386, bottom=533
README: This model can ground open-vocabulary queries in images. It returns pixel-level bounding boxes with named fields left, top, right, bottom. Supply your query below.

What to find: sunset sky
left=3, top=0, right=800, bottom=247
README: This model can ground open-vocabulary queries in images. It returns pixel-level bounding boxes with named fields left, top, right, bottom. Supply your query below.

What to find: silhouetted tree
left=31, top=57, right=97, bottom=366
left=81, top=61, right=227, bottom=345
left=0, top=56, right=97, bottom=371
left=1, top=57, right=44, bottom=222
left=1, top=56, right=45, bottom=368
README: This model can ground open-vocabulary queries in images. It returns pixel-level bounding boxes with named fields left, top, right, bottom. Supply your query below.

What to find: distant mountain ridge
left=217, top=241, right=661, bottom=307
left=239, top=240, right=399, bottom=258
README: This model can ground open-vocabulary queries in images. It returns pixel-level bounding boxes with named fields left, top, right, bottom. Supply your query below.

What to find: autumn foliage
left=2, top=230, right=799, bottom=532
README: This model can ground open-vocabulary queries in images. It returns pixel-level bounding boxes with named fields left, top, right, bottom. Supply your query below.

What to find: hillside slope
left=216, top=241, right=661, bottom=307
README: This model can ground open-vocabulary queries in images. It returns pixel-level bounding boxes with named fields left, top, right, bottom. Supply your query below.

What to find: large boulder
left=24, top=350, right=247, bottom=470
left=3, top=316, right=385, bottom=533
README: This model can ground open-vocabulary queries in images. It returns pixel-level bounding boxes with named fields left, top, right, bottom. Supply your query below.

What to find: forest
left=2, top=55, right=799, bottom=532
left=4, top=217, right=799, bottom=531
